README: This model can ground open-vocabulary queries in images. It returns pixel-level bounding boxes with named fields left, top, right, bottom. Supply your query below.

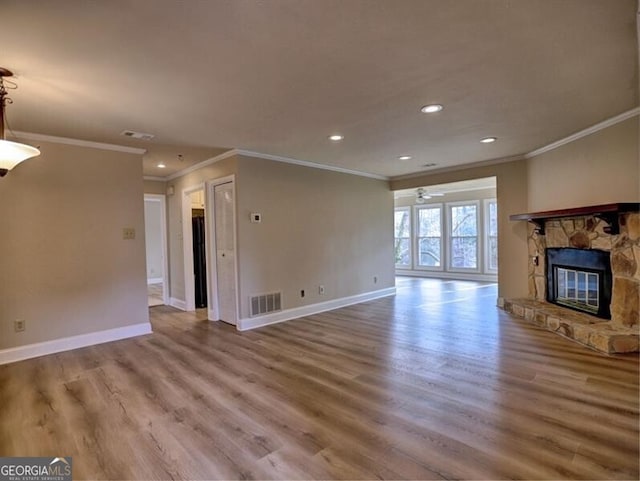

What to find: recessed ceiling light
left=398, top=155, right=412, bottom=161
left=420, top=104, right=443, bottom=114
left=480, top=137, right=497, bottom=143
left=157, top=163, right=166, bottom=168
left=329, top=134, right=344, bottom=141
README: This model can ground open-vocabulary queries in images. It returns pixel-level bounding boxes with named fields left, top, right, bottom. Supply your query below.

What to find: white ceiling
left=2, top=0, right=638, bottom=178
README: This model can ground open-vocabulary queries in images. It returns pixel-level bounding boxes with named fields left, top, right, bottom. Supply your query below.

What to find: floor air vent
left=250, top=292, right=282, bottom=317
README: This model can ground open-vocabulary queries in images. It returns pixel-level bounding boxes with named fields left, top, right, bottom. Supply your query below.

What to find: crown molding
left=165, top=148, right=390, bottom=181
left=236, top=149, right=389, bottom=181
left=525, top=107, right=640, bottom=159
left=10, top=131, right=147, bottom=155
left=143, top=175, right=167, bottom=182
left=165, top=149, right=238, bottom=181
left=390, top=154, right=524, bottom=182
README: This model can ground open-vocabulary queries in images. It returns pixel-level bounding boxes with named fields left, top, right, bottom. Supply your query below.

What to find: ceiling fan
left=415, top=188, right=444, bottom=204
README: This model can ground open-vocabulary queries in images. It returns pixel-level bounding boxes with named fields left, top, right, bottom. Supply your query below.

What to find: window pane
left=489, top=202, right=498, bottom=236
left=395, top=238, right=411, bottom=266
left=394, top=210, right=410, bottom=238
left=451, top=237, right=477, bottom=268
left=451, top=205, right=477, bottom=236
left=419, top=238, right=441, bottom=267
left=489, top=236, right=498, bottom=270
left=418, top=208, right=441, bottom=237
left=567, top=270, right=576, bottom=298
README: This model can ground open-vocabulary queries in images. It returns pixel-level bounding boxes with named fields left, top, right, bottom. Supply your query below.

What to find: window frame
left=394, top=206, right=412, bottom=269
left=484, top=198, right=498, bottom=273
left=413, top=204, right=444, bottom=271
left=446, top=200, right=481, bottom=273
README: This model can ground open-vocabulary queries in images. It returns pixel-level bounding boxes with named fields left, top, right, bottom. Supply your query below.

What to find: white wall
left=0, top=140, right=149, bottom=350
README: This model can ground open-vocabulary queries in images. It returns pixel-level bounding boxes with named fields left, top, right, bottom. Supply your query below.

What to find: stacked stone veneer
left=503, top=212, right=639, bottom=354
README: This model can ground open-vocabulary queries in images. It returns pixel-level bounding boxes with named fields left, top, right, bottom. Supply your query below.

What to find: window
left=415, top=205, right=442, bottom=269
left=392, top=183, right=498, bottom=278
left=485, top=199, right=498, bottom=271
left=449, top=202, right=479, bottom=270
left=394, top=207, right=411, bottom=268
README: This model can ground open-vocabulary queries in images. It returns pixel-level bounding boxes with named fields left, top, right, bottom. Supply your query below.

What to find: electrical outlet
left=14, top=319, right=26, bottom=332
left=319, top=285, right=325, bottom=295
left=122, top=227, right=136, bottom=240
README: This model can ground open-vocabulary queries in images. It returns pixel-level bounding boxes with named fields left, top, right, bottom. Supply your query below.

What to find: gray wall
left=164, top=154, right=395, bottom=318
left=527, top=116, right=639, bottom=210
left=143, top=179, right=167, bottom=195
left=235, top=155, right=395, bottom=319
left=0, top=141, right=149, bottom=349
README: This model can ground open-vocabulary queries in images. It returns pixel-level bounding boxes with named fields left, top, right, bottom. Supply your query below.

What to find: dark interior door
left=192, top=214, right=208, bottom=308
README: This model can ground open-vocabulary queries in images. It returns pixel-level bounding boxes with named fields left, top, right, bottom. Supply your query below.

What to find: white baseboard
left=0, top=322, right=153, bottom=366
left=169, top=297, right=187, bottom=311
left=147, top=277, right=163, bottom=285
left=237, top=287, right=396, bottom=331
left=396, top=269, right=498, bottom=282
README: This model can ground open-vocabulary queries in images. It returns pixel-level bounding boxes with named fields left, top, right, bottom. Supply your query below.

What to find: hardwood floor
left=1, top=277, right=638, bottom=480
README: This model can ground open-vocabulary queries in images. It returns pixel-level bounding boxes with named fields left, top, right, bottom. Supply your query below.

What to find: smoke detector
left=120, top=130, right=155, bottom=141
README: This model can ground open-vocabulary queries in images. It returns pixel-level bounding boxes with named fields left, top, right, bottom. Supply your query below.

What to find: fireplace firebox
left=546, top=248, right=612, bottom=319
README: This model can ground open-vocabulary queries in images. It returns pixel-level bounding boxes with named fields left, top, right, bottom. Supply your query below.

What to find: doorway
left=192, top=201, right=208, bottom=309
left=393, top=177, right=498, bottom=281
left=182, top=186, right=208, bottom=310
left=144, top=194, right=169, bottom=307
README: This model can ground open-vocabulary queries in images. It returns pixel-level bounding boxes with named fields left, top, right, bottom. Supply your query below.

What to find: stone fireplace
left=502, top=204, right=639, bottom=354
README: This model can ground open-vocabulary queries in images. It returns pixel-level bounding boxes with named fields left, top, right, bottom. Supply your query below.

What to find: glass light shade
left=0, top=139, right=40, bottom=171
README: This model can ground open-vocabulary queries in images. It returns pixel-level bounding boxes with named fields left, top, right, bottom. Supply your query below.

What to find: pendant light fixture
left=0, top=68, right=40, bottom=177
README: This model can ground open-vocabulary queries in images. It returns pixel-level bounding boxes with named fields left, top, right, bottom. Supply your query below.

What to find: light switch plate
left=250, top=213, right=262, bottom=223
left=123, top=227, right=136, bottom=240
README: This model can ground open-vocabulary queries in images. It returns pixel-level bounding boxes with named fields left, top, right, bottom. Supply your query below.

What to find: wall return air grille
left=250, top=292, right=282, bottom=317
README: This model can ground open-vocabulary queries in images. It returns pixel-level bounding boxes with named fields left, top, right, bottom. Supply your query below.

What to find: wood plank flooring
left=1, top=277, right=638, bottom=480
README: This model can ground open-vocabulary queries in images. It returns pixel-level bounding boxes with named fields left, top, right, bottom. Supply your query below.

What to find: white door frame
left=144, top=194, right=169, bottom=305
left=205, top=175, right=239, bottom=323
left=181, top=183, right=206, bottom=311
